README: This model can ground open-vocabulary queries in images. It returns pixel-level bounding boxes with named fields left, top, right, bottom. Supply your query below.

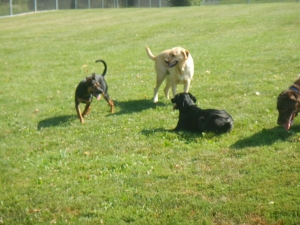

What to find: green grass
left=1, top=3, right=300, bottom=224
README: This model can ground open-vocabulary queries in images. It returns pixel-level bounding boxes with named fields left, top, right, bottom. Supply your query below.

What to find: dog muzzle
left=165, top=60, right=178, bottom=68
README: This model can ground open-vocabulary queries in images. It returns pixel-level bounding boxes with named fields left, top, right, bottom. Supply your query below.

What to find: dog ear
left=86, top=76, right=92, bottom=83
left=188, top=93, right=197, bottom=103
left=181, top=49, right=189, bottom=60
left=293, top=95, right=300, bottom=106
left=86, top=73, right=96, bottom=83
left=289, top=92, right=299, bottom=101
left=182, top=50, right=189, bottom=60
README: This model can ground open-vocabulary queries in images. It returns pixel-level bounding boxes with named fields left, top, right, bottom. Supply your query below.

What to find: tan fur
left=146, top=46, right=194, bottom=103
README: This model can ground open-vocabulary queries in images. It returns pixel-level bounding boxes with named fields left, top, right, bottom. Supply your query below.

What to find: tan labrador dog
left=146, top=46, right=194, bottom=103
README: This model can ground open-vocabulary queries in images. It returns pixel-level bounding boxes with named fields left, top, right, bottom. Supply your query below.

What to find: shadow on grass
left=140, top=128, right=211, bottom=141
left=37, top=115, right=75, bottom=130
left=231, top=125, right=300, bottom=149
left=111, top=99, right=167, bottom=115
left=141, top=128, right=171, bottom=135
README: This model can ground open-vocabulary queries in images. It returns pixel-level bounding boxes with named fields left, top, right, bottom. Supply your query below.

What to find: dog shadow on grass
left=110, top=99, right=167, bottom=115
left=37, top=115, right=75, bottom=130
left=141, top=127, right=172, bottom=135
left=141, top=128, right=211, bottom=141
left=231, top=125, right=300, bottom=149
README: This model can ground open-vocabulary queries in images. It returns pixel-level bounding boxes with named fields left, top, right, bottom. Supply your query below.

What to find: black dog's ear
left=188, top=93, right=197, bottom=103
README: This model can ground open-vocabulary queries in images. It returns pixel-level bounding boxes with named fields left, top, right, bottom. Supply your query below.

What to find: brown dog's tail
left=145, top=47, right=156, bottom=61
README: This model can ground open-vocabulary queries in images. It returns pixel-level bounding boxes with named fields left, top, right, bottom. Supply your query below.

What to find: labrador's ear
left=181, top=49, right=189, bottom=60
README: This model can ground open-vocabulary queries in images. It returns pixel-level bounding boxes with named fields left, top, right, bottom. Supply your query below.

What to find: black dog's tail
left=209, top=116, right=233, bottom=134
left=95, top=59, right=107, bottom=76
left=218, top=117, right=234, bottom=133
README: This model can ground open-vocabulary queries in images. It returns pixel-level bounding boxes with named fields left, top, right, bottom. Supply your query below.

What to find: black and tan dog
left=75, top=59, right=114, bottom=123
left=171, top=93, right=233, bottom=134
left=277, top=78, right=300, bottom=130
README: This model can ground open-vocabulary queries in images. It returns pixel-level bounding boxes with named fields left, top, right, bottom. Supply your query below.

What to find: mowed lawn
left=0, top=3, right=300, bottom=224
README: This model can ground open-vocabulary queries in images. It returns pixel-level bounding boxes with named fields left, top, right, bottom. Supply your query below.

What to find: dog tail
left=226, top=121, right=234, bottom=132
left=95, top=59, right=107, bottom=76
left=145, top=47, right=156, bottom=61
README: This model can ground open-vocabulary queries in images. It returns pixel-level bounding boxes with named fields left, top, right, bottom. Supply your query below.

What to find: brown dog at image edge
left=277, top=78, right=300, bottom=130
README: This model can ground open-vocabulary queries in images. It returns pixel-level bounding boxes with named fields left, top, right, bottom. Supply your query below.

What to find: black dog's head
left=86, top=73, right=103, bottom=100
left=171, top=93, right=197, bottom=110
left=277, top=90, right=300, bottom=130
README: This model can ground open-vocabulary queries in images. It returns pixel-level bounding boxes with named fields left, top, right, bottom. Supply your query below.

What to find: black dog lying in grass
left=171, top=93, right=233, bottom=134
left=75, top=59, right=114, bottom=123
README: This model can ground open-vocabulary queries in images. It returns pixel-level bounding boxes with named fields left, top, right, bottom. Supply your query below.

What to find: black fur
left=75, top=59, right=114, bottom=123
left=171, top=93, right=233, bottom=134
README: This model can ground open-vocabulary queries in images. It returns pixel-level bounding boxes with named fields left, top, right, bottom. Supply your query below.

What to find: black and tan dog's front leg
left=75, top=101, right=85, bottom=123
left=76, top=100, right=91, bottom=124
left=81, top=102, right=92, bottom=119
left=102, top=93, right=114, bottom=113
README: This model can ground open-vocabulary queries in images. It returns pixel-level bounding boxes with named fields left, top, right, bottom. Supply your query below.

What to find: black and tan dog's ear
left=188, top=93, right=197, bottom=103
left=86, top=73, right=96, bottom=83
left=86, top=76, right=92, bottom=83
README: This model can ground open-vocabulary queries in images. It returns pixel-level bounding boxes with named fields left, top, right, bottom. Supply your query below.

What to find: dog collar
left=289, top=86, right=299, bottom=93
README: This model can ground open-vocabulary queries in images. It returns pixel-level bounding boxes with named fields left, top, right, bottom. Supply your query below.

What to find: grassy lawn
left=1, top=3, right=300, bottom=224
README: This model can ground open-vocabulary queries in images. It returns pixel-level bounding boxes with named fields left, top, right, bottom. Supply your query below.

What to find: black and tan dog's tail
left=95, top=59, right=107, bottom=76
